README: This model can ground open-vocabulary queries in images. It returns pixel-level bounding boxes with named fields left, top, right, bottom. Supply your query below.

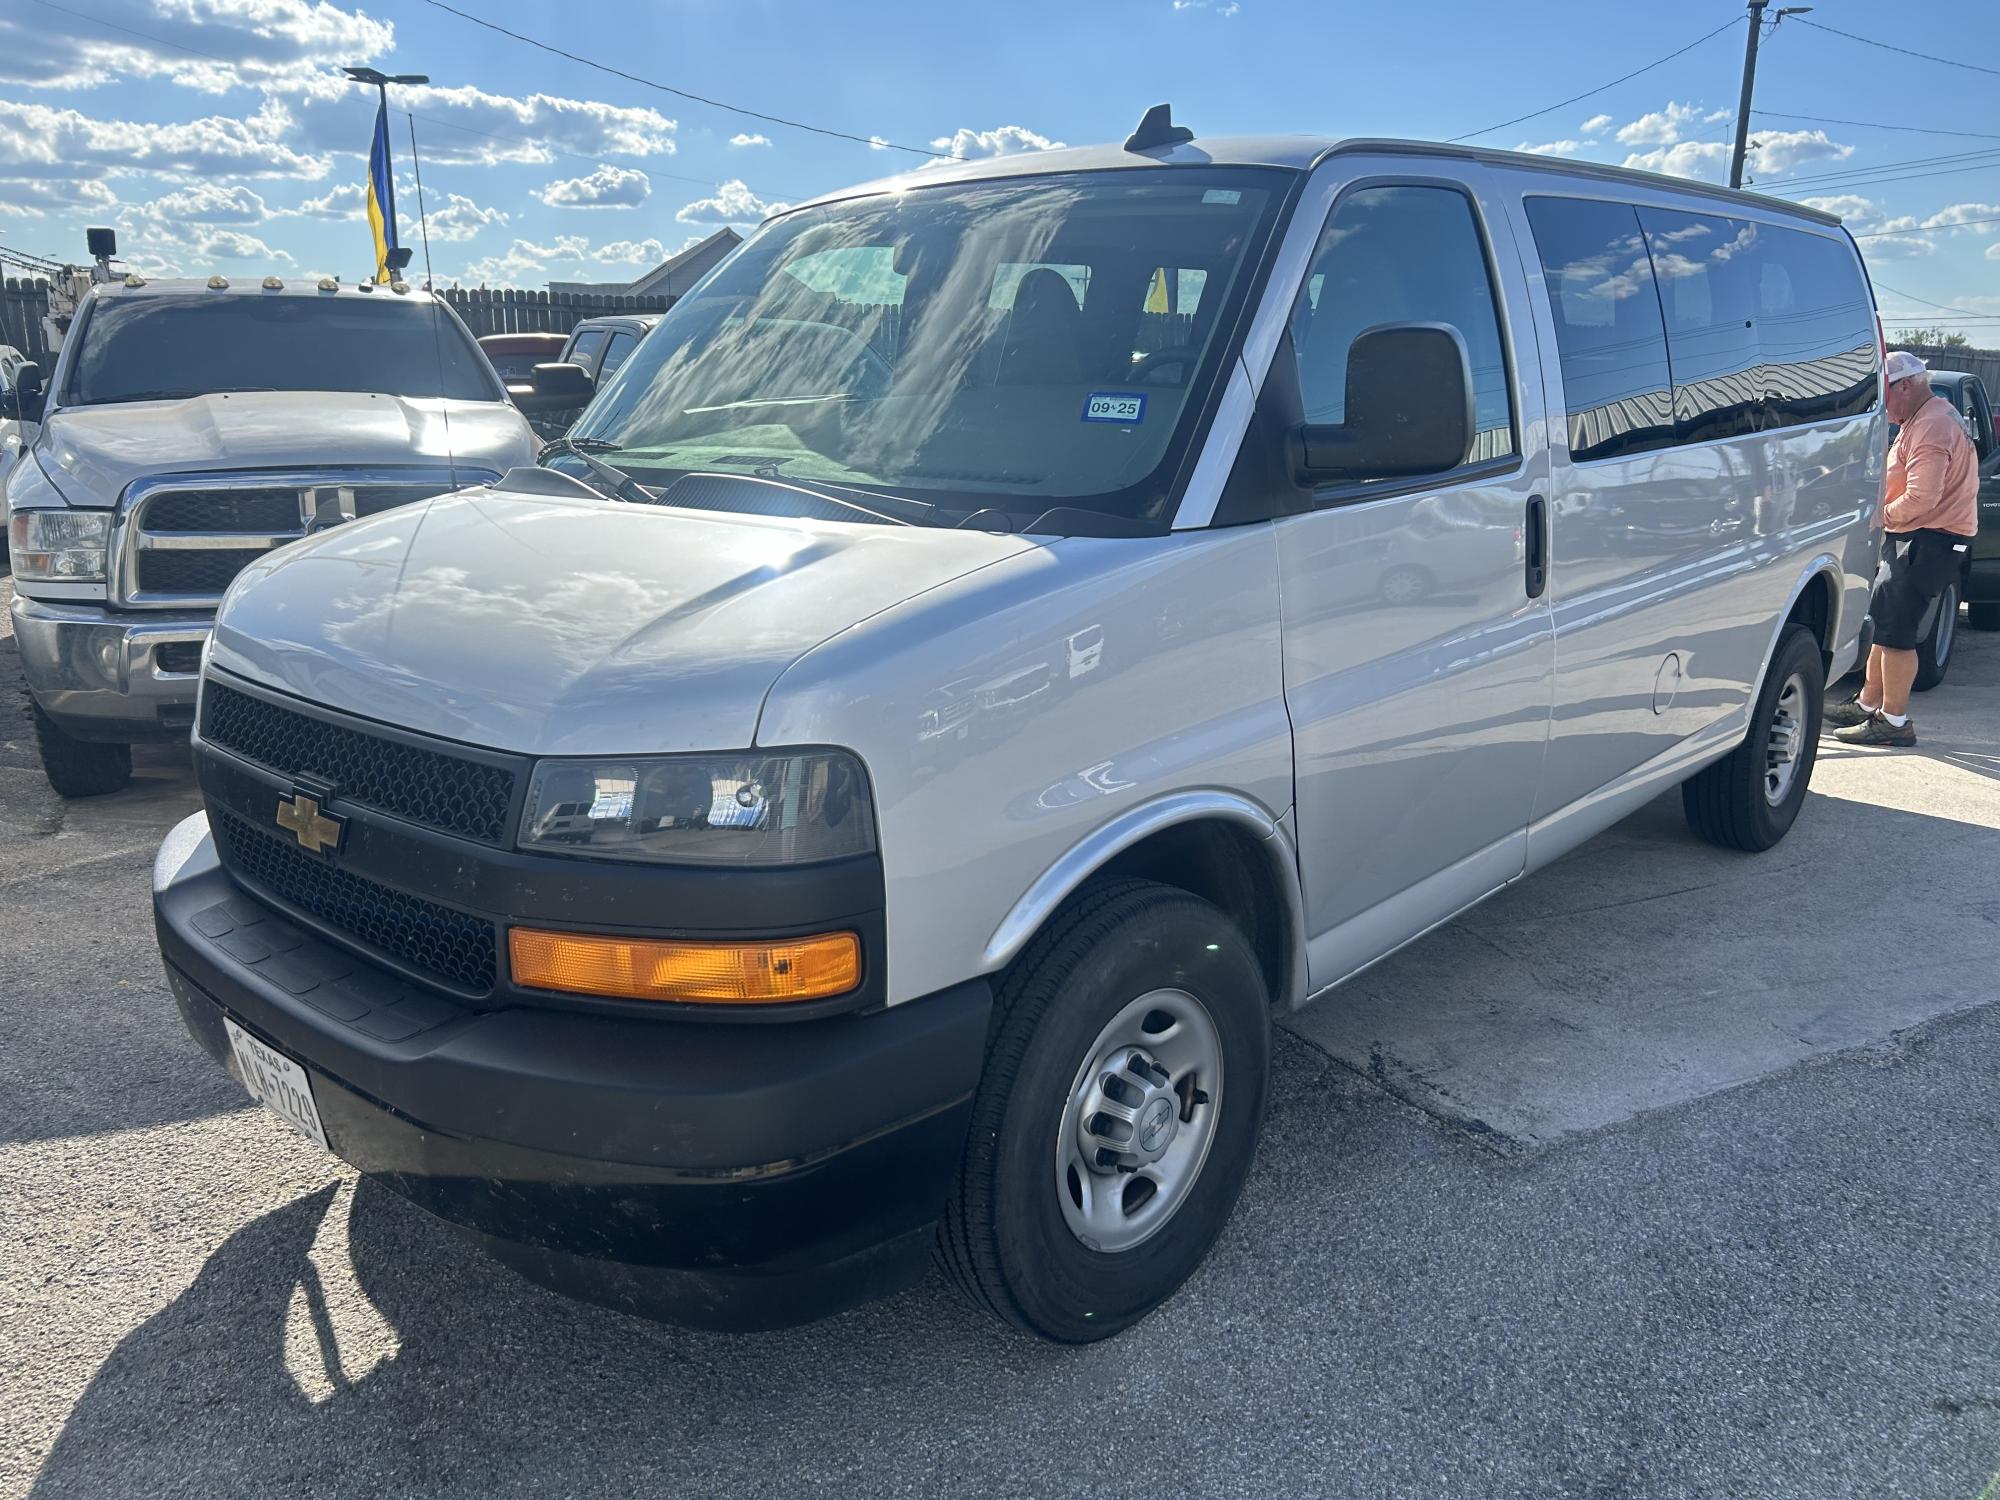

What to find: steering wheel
left=1127, top=345, right=1200, bottom=385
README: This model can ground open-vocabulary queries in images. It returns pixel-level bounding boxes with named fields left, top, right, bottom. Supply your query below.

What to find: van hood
left=36, top=392, right=534, bottom=507
left=209, top=487, right=1037, bottom=755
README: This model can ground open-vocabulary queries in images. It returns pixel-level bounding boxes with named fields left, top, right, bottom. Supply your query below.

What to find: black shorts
left=1870, top=530, right=1969, bottom=650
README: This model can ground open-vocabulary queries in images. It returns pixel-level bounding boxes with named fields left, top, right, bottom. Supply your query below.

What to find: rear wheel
left=31, top=701, right=132, bottom=798
left=938, top=879, right=1270, bottom=1343
left=1683, top=623, right=1822, bottom=852
left=1912, top=578, right=1959, bottom=691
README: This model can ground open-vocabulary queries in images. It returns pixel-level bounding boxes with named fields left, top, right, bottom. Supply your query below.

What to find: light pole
left=344, top=66, right=428, bottom=282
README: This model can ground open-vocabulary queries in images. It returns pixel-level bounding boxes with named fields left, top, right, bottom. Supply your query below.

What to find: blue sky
left=1, top=0, right=1996, bottom=336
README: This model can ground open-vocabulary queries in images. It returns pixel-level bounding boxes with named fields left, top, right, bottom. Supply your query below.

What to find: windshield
left=569, top=168, right=1289, bottom=526
left=62, top=294, right=502, bottom=406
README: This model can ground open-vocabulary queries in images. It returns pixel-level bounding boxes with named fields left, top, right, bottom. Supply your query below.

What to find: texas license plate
left=224, top=1019, right=329, bottom=1151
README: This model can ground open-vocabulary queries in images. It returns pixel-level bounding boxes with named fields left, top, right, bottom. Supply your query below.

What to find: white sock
left=1882, top=711, right=1909, bottom=727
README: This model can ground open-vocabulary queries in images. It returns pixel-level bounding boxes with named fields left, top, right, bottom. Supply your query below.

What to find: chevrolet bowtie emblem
left=275, top=790, right=345, bottom=856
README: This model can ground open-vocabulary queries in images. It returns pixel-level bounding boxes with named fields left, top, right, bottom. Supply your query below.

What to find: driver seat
left=998, top=268, right=1085, bottom=385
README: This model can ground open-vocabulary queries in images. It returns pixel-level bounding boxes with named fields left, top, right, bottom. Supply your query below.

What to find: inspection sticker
left=1082, top=392, right=1147, bottom=424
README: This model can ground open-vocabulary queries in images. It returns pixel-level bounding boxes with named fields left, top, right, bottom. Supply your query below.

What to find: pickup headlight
left=519, top=751, right=876, bottom=865
left=9, top=509, right=111, bottom=582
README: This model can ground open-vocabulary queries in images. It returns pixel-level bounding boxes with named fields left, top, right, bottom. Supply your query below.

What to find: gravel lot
left=3, top=570, right=1997, bottom=1500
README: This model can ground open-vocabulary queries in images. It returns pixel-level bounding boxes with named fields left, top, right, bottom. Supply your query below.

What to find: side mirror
left=13, top=362, right=45, bottom=424
left=1294, top=323, right=1473, bottom=484
left=509, top=360, right=596, bottom=416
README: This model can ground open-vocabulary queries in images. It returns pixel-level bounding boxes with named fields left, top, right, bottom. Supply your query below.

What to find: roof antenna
left=1125, top=104, right=1194, bottom=154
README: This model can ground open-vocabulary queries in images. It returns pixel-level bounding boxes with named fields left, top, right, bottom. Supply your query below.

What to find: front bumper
left=153, top=814, right=992, bottom=1330
left=10, top=593, right=208, bottom=742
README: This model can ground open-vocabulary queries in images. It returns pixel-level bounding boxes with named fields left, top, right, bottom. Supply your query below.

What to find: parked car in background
left=477, top=330, right=568, bottom=387
left=0, top=343, right=35, bottom=532
left=154, top=124, right=1881, bottom=1344
left=7, top=274, right=538, bottom=798
left=514, top=313, right=663, bottom=432
left=1923, top=369, right=1998, bottom=650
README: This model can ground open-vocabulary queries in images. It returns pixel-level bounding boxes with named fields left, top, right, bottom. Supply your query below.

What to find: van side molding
left=981, top=791, right=1306, bottom=1003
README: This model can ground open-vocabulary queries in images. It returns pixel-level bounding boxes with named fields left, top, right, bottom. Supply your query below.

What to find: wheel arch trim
left=981, top=792, right=1307, bottom=1006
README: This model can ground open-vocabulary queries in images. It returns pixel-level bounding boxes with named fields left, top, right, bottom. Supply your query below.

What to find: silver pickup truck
left=5, top=275, right=538, bottom=796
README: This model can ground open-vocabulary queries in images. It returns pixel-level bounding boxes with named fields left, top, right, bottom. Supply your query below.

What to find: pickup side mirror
left=531, top=361, right=595, bottom=404
left=1294, top=322, right=1473, bottom=485
left=11, top=362, right=45, bottom=425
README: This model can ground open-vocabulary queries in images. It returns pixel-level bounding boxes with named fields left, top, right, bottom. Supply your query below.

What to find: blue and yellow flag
left=365, top=98, right=398, bottom=284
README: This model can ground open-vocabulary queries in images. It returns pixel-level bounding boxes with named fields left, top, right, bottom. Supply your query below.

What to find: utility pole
left=1729, top=3, right=1812, bottom=190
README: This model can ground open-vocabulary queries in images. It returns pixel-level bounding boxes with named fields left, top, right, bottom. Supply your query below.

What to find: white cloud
left=1171, top=0, right=1239, bottom=10
left=280, top=76, right=676, bottom=166
left=594, top=238, right=665, bottom=265
left=289, top=182, right=365, bottom=220
left=1798, top=194, right=1877, bottom=224
left=0, top=0, right=393, bottom=94
left=929, top=124, right=1064, bottom=162
left=0, top=176, right=118, bottom=217
left=1516, top=139, right=1584, bottom=156
left=1622, top=129, right=1848, bottom=183
left=193, top=228, right=294, bottom=264
left=1703, top=108, right=1734, bottom=124
left=867, top=136, right=890, bottom=150
left=133, top=182, right=273, bottom=226
left=423, top=192, right=507, bottom=242
left=1579, top=114, right=1613, bottom=135
left=1616, top=102, right=1700, bottom=146
left=537, top=164, right=650, bottom=209
left=677, top=178, right=788, bottom=224
left=460, top=233, right=589, bottom=285
left=1859, top=217, right=1936, bottom=260
left=0, top=97, right=330, bottom=183
left=729, top=133, right=771, bottom=148
left=1920, top=202, right=2000, bottom=233
left=1987, top=242, right=2000, bottom=261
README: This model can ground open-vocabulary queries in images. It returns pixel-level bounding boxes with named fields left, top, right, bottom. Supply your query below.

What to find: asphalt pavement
left=3, top=572, right=1997, bottom=1500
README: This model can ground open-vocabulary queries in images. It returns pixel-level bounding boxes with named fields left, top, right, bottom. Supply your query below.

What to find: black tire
left=1968, top=600, right=2000, bottom=632
left=938, top=879, right=1271, bottom=1343
left=1683, top=623, right=1823, bottom=852
left=31, top=701, right=132, bottom=798
left=1911, top=577, right=1959, bottom=692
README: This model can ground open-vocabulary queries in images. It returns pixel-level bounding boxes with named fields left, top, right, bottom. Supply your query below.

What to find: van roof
left=790, top=134, right=1842, bottom=229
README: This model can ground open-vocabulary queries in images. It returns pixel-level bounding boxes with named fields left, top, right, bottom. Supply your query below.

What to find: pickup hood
left=209, top=487, right=1038, bottom=755
left=36, top=392, right=534, bottom=506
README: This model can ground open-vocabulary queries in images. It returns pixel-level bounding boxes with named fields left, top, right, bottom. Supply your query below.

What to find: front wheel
left=1683, top=623, right=1823, bottom=852
left=1912, top=578, right=1960, bottom=691
left=938, top=880, right=1271, bottom=1343
left=31, top=701, right=132, bottom=798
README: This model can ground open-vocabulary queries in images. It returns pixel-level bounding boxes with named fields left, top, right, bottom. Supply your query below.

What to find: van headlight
left=518, top=751, right=876, bottom=865
left=9, top=509, right=111, bottom=582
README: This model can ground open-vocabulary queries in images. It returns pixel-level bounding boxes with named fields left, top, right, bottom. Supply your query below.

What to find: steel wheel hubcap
left=1056, top=989, right=1224, bottom=1254
left=1764, top=671, right=1807, bottom=805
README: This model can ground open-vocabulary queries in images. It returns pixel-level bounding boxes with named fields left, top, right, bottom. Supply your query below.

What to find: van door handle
left=1524, top=494, right=1548, bottom=600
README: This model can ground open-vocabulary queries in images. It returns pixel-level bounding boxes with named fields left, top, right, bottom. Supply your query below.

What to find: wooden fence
left=1890, top=342, right=2000, bottom=391
left=1, top=278, right=55, bottom=362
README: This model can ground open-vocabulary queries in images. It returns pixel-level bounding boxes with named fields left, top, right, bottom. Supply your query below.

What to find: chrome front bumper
left=10, top=594, right=209, bottom=742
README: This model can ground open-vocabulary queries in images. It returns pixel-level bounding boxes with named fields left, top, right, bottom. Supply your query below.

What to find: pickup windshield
left=62, top=294, right=501, bottom=406
left=568, top=167, right=1289, bottom=527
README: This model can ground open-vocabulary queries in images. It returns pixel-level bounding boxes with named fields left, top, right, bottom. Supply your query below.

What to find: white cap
left=1884, top=350, right=1929, bottom=385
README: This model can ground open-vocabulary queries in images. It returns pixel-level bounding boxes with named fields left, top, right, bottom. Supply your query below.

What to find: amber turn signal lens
left=508, top=928, right=861, bottom=1004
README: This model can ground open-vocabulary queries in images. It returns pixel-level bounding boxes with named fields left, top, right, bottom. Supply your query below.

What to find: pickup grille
left=200, top=680, right=520, bottom=846
left=117, top=469, right=491, bottom=607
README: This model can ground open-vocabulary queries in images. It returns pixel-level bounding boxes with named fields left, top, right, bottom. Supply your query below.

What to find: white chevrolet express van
left=152, top=117, right=1883, bottom=1341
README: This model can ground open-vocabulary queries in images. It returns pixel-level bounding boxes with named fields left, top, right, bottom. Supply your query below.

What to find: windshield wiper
left=537, top=436, right=654, bottom=505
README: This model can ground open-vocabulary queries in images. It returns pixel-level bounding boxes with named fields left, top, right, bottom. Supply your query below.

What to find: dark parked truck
left=1919, top=370, right=1999, bottom=680
left=5, top=274, right=538, bottom=797
left=153, top=120, right=1883, bottom=1341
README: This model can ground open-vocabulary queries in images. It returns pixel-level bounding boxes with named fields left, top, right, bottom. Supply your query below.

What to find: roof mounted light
left=122, top=273, right=146, bottom=288
left=317, top=276, right=339, bottom=292
left=390, top=280, right=410, bottom=294
left=206, top=275, right=229, bottom=290
left=357, top=280, right=374, bottom=292
left=262, top=275, right=284, bottom=290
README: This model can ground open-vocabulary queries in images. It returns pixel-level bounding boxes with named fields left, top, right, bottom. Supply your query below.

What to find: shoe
left=1833, top=713, right=1916, bottom=747
left=1822, top=697, right=1877, bottom=730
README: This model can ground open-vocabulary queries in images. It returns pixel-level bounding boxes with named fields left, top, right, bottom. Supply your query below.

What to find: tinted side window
left=1639, top=209, right=1762, bottom=443
left=1755, top=227, right=1875, bottom=426
left=1289, top=183, right=1517, bottom=481
left=567, top=328, right=608, bottom=372
left=599, top=331, right=639, bottom=377
left=1524, top=197, right=1675, bottom=463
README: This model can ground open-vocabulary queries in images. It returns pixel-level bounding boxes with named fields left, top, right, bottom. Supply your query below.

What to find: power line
left=1854, top=215, right=2000, bottom=240
left=1871, top=279, right=1998, bottom=320
left=1447, top=15, right=1742, bottom=143
left=418, top=0, right=948, bottom=158
left=1795, top=17, right=2000, bottom=79
left=1753, top=111, right=2000, bottom=144
left=1759, top=147, right=2000, bottom=196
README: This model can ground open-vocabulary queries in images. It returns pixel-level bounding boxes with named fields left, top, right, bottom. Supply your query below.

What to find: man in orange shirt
left=1827, top=352, right=1979, bottom=747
